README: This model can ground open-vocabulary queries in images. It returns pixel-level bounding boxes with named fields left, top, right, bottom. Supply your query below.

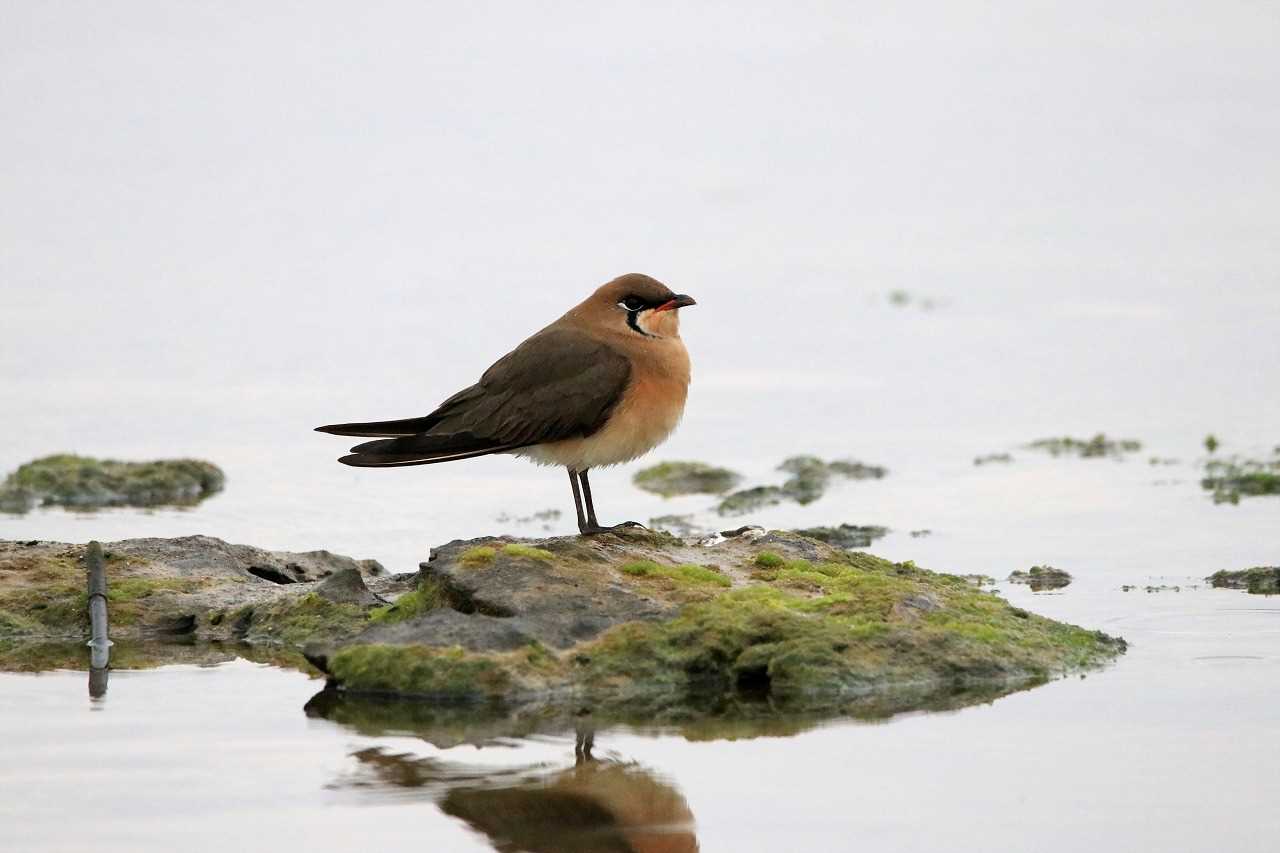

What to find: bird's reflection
left=329, top=728, right=698, bottom=853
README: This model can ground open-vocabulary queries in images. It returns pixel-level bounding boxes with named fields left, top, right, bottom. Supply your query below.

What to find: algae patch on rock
left=633, top=461, right=742, bottom=497
left=1207, top=567, right=1280, bottom=595
left=0, top=455, right=225, bottom=513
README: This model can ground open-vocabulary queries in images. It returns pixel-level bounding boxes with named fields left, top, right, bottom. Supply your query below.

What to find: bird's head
left=585, top=273, right=696, bottom=340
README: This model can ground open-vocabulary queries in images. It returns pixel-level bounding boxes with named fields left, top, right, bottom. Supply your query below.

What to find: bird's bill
left=654, top=294, right=697, bottom=312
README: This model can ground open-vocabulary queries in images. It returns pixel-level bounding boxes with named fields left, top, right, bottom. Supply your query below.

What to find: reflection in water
left=331, top=736, right=698, bottom=853
left=310, top=678, right=1043, bottom=853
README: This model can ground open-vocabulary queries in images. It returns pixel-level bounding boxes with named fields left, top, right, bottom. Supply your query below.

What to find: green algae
left=369, top=580, right=446, bottom=624
left=618, top=560, right=730, bottom=588
left=1207, top=567, right=1280, bottom=595
left=1027, top=434, right=1142, bottom=458
left=0, top=454, right=225, bottom=513
left=327, top=644, right=517, bottom=700
left=633, top=461, right=741, bottom=497
left=246, top=592, right=369, bottom=645
left=501, top=543, right=554, bottom=561
left=578, top=556, right=1120, bottom=702
left=459, top=546, right=497, bottom=566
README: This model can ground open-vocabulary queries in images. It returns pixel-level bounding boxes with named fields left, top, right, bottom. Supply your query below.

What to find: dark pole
left=86, top=541, right=111, bottom=698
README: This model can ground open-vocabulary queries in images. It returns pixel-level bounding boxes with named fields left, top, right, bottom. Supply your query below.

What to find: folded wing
left=320, top=327, right=631, bottom=467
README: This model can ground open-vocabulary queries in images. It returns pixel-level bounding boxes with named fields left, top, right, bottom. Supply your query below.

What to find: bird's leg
left=577, top=469, right=646, bottom=535
left=567, top=468, right=588, bottom=533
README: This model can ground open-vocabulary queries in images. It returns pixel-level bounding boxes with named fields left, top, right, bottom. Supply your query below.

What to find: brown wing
left=337, top=327, right=631, bottom=466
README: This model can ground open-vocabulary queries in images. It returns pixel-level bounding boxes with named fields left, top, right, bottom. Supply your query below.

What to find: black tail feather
left=314, top=415, right=437, bottom=437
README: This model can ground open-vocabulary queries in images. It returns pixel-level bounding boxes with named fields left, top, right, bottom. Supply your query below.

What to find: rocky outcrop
left=0, top=530, right=1126, bottom=713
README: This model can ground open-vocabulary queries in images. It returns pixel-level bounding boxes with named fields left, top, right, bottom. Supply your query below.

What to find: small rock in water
left=1207, top=566, right=1280, bottom=595
left=1026, top=434, right=1142, bottom=459
left=1200, top=451, right=1280, bottom=504
left=0, top=454, right=225, bottom=514
left=795, top=524, right=890, bottom=549
left=973, top=453, right=1014, bottom=466
left=1008, top=565, right=1073, bottom=591
left=633, top=461, right=741, bottom=497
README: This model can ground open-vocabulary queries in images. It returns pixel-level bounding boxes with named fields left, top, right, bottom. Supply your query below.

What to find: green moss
left=328, top=643, right=514, bottom=700
left=581, top=551, right=1123, bottom=702
left=501, top=543, right=554, bottom=561
left=459, top=546, right=497, bottom=566
left=369, top=581, right=446, bottom=624
left=247, top=592, right=368, bottom=645
left=754, top=552, right=785, bottom=569
left=0, top=454, right=225, bottom=513
left=619, top=560, right=729, bottom=588
left=633, top=461, right=742, bottom=497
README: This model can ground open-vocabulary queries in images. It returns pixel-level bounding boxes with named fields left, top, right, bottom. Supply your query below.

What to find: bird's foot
left=578, top=521, right=648, bottom=536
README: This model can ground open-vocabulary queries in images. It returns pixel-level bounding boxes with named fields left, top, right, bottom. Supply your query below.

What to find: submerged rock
left=973, top=453, right=1013, bottom=466
left=0, top=454, right=225, bottom=513
left=1207, top=567, right=1280, bottom=595
left=1200, top=453, right=1280, bottom=504
left=1027, top=435, right=1142, bottom=459
left=633, top=461, right=742, bottom=497
left=794, top=524, right=890, bottom=549
left=716, top=455, right=887, bottom=516
left=1008, top=566, right=1073, bottom=591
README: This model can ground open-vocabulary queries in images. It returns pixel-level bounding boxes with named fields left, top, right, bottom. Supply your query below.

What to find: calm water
left=3, top=3, right=1280, bottom=851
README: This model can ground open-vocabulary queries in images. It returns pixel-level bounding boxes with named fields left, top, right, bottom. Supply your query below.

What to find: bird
left=315, top=273, right=696, bottom=535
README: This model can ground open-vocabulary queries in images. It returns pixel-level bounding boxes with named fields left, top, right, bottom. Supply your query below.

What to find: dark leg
left=579, top=468, right=600, bottom=529
left=577, top=469, right=646, bottom=535
left=567, top=468, right=588, bottom=533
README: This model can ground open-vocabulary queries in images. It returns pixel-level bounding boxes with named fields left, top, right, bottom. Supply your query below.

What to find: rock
left=973, top=453, right=1013, bottom=466
left=794, top=524, right=890, bottom=549
left=1207, top=567, right=1280, bottom=595
left=0, top=531, right=1126, bottom=715
left=316, top=569, right=384, bottom=606
left=0, top=536, right=392, bottom=642
left=1026, top=435, right=1142, bottom=458
left=633, top=461, right=741, bottom=497
left=716, top=456, right=887, bottom=515
left=1008, top=566, right=1073, bottom=591
left=0, top=454, right=225, bottom=513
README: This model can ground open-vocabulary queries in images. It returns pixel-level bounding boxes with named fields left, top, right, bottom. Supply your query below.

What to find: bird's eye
left=618, top=296, right=645, bottom=312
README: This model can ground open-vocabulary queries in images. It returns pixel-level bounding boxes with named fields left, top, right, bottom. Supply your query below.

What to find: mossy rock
left=1008, top=566, right=1073, bottom=591
left=1207, top=567, right=1280, bottom=595
left=320, top=531, right=1126, bottom=710
left=633, top=461, right=741, bottom=497
left=0, top=454, right=225, bottom=513
left=1201, top=453, right=1280, bottom=504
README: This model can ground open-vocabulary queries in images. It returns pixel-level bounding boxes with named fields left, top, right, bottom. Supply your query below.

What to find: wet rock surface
left=0, top=455, right=226, bottom=513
